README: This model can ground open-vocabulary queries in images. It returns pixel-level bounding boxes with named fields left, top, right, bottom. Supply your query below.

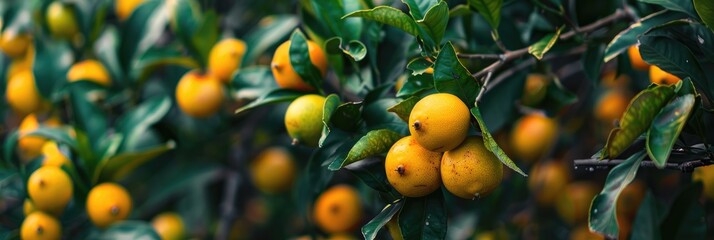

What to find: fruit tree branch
left=573, top=158, right=713, bottom=173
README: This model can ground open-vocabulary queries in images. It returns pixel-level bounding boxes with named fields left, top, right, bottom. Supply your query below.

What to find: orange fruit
left=6, top=70, right=47, bottom=116
left=151, top=212, right=185, bottom=240
left=385, top=136, right=442, bottom=197
left=250, top=147, right=297, bottom=194
left=284, top=94, right=326, bottom=147
left=599, top=71, right=629, bottom=89
left=17, top=114, right=61, bottom=161
left=616, top=180, right=646, bottom=221
left=27, top=166, right=73, bottom=215
left=594, top=90, right=630, bottom=123
left=7, top=46, right=34, bottom=80
left=175, top=70, right=225, bottom=118
left=208, top=38, right=247, bottom=83
left=693, top=164, right=714, bottom=200
left=627, top=46, right=649, bottom=71
left=271, top=40, right=327, bottom=91
left=521, top=73, right=549, bottom=107
left=441, top=136, right=503, bottom=199
left=46, top=2, right=79, bottom=39
left=313, top=185, right=362, bottom=234
left=0, top=31, right=31, bottom=58
left=556, top=181, right=600, bottom=224
left=21, top=212, right=62, bottom=240
left=115, top=0, right=146, bottom=21
left=528, top=160, right=570, bottom=206
left=86, top=183, right=132, bottom=228
left=510, top=114, right=559, bottom=163
left=67, top=60, right=112, bottom=87
left=24, top=199, right=36, bottom=216
left=649, top=65, right=680, bottom=85
left=41, top=141, right=71, bottom=167
left=408, top=93, right=471, bottom=152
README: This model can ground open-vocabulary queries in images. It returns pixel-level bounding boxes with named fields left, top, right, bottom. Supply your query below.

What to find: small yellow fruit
left=86, top=183, right=132, bottom=228
left=250, top=147, right=297, bottom=194
left=284, top=94, right=326, bottom=147
left=569, top=225, right=604, bottom=240
left=24, top=199, right=36, bottom=216
left=594, top=90, right=630, bottom=123
left=327, top=233, right=357, bottom=240
left=441, top=136, right=503, bottom=199
left=386, top=218, right=403, bottom=240
left=175, top=70, right=225, bottom=118
left=18, top=114, right=62, bottom=162
left=556, top=182, right=600, bottom=224
left=6, top=70, right=46, bottom=116
left=7, top=47, right=34, bottom=80
left=208, top=38, right=247, bottom=83
left=693, top=165, right=714, bottom=200
left=408, top=93, right=471, bottom=152
left=0, top=31, right=31, bottom=58
left=394, top=74, right=407, bottom=93
left=627, top=46, right=649, bottom=71
left=271, top=40, right=327, bottom=91
left=521, top=73, right=549, bottom=107
left=46, top=2, right=79, bottom=39
left=313, top=185, right=362, bottom=234
left=27, top=166, right=73, bottom=215
left=510, top=114, right=558, bottom=163
left=115, top=0, right=146, bottom=21
left=649, top=65, right=680, bottom=85
left=528, top=160, right=570, bottom=206
left=21, top=212, right=62, bottom=240
left=42, top=141, right=71, bottom=167
left=599, top=71, right=629, bottom=89
left=151, top=212, right=185, bottom=240
left=67, top=60, right=112, bottom=87
left=385, top=136, right=442, bottom=198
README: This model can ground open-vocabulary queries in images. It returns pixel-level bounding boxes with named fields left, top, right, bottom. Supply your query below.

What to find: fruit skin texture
left=86, top=183, right=132, bottom=228
left=115, top=0, right=145, bottom=21
left=284, top=94, right=326, bottom=147
left=42, top=141, right=71, bottom=167
left=271, top=40, right=327, bottom=91
left=151, top=212, right=185, bottom=240
left=627, top=46, right=649, bottom=71
left=510, top=114, right=558, bottom=163
left=7, top=70, right=47, bottom=116
left=313, top=185, right=362, bottom=234
left=556, top=181, right=600, bottom=224
left=67, top=60, right=112, bottom=87
left=408, top=93, right=471, bottom=152
left=649, top=65, right=680, bottom=85
left=21, top=212, right=62, bottom=240
left=595, top=90, right=630, bottom=123
left=175, top=71, right=225, bottom=118
left=46, top=2, right=79, bottom=39
left=441, top=136, right=503, bottom=199
left=693, top=164, right=714, bottom=200
left=0, top=31, right=31, bottom=58
left=385, top=136, right=443, bottom=198
left=521, top=73, right=549, bottom=107
left=27, top=166, right=73, bottom=215
left=208, top=38, right=247, bottom=83
left=528, top=160, right=570, bottom=206
left=250, top=147, right=297, bottom=194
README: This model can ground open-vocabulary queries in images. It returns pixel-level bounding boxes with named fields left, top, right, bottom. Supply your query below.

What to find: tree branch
left=573, top=158, right=713, bottom=173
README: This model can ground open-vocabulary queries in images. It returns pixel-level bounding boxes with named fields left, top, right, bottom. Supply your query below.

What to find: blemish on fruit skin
left=396, top=165, right=405, bottom=175
left=412, top=120, right=421, bottom=130
left=110, top=205, right=120, bottom=216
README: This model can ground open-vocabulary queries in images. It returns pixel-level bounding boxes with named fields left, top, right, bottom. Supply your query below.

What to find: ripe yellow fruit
left=46, top=2, right=79, bottom=39
left=67, top=60, right=112, bottom=87
left=556, top=181, right=600, bottom=224
left=693, top=164, right=714, bottom=200
left=627, top=46, right=649, bottom=71
left=0, top=31, right=31, bottom=58
left=151, top=212, right=185, bottom=240
left=284, top=94, right=325, bottom=147
left=271, top=40, right=327, bottom=91
left=528, top=160, right=570, bottom=206
left=115, top=0, right=146, bottom=21
left=649, top=65, right=680, bottom=85
left=86, top=183, right=132, bottom=228
left=27, top=166, right=73, bottom=215
left=386, top=218, right=403, bottom=240
left=42, top=141, right=71, bottom=167
left=7, top=47, right=34, bottom=80
left=594, top=90, right=630, bottom=123
left=21, top=212, right=61, bottom=240
left=616, top=180, right=645, bottom=222
left=385, top=136, right=442, bottom=198
left=7, top=70, right=47, bottom=116
left=250, top=147, right=297, bottom=194
left=175, top=70, right=225, bottom=118
left=510, top=114, right=558, bottom=163
left=599, top=71, right=629, bottom=89
left=569, top=225, right=604, bottom=240
left=327, top=233, right=357, bottom=240
left=24, top=199, right=36, bottom=216
left=313, top=185, right=362, bottom=234
left=521, top=73, right=549, bottom=107
left=18, top=114, right=61, bottom=161
left=208, top=38, right=247, bottom=83
left=408, top=93, right=471, bottom=152
left=441, top=136, right=503, bottom=199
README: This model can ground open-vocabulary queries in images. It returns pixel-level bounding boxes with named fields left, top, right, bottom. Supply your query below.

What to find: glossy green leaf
left=604, top=85, right=675, bottom=158
left=603, top=10, right=686, bottom=62
left=289, top=30, right=324, bottom=91
left=344, top=6, right=420, bottom=36
left=398, top=191, right=447, bottom=239
left=468, top=0, right=503, bottom=30
left=119, top=0, right=169, bottom=73
left=363, top=200, right=405, bottom=240
left=448, top=4, right=471, bottom=18
left=345, top=157, right=400, bottom=196
left=695, top=0, right=714, bottom=32
left=582, top=43, right=605, bottom=84
left=310, top=0, right=364, bottom=41
left=324, top=37, right=367, bottom=61
left=94, top=140, right=175, bottom=183
left=319, top=94, right=341, bottom=147
left=363, top=98, right=410, bottom=135
left=640, top=0, right=698, bottom=19
left=68, top=82, right=109, bottom=151
left=94, top=26, right=124, bottom=87
left=3, top=131, right=20, bottom=169
left=331, top=101, right=363, bottom=132
left=116, top=95, right=171, bottom=152
left=406, top=57, right=433, bottom=75
left=91, top=221, right=161, bottom=240
left=415, top=1, right=449, bottom=51
left=433, top=42, right=479, bottom=107
left=130, top=46, right=200, bottom=83
left=328, top=129, right=402, bottom=170
left=528, top=26, right=562, bottom=60
left=646, top=93, right=695, bottom=168
left=396, top=74, right=435, bottom=98
left=231, top=66, right=279, bottom=99
left=32, top=38, right=73, bottom=99
left=387, top=96, right=419, bottom=122
left=471, top=106, right=527, bottom=176
left=402, top=0, right=439, bottom=20
left=589, top=151, right=647, bottom=238
left=25, top=127, right=78, bottom=151
left=234, top=89, right=304, bottom=114
left=243, top=15, right=299, bottom=65
left=639, top=35, right=711, bottom=100
left=631, top=192, right=664, bottom=240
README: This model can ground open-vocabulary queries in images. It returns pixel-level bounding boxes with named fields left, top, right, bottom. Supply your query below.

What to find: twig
left=456, top=53, right=501, bottom=59
left=560, top=9, right=627, bottom=40
left=573, top=158, right=713, bottom=173
left=476, top=71, right=493, bottom=103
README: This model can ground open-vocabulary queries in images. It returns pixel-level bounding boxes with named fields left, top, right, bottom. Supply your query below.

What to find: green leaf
left=328, top=129, right=402, bottom=170
left=433, top=42, right=479, bottom=107
left=91, top=221, right=161, bottom=240
left=448, top=4, right=471, bottom=18
left=130, top=46, right=200, bottom=83
left=119, top=0, right=169, bottom=74
left=331, top=101, right=363, bottom=132
left=32, top=38, right=73, bottom=100
left=234, top=89, right=305, bottom=114
left=68, top=82, right=109, bottom=152
left=694, top=0, right=714, bottom=32
left=542, top=76, right=578, bottom=116
left=94, top=141, right=175, bottom=183
left=231, top=66, right=278, bottom=99
left=344, top=6, right=420, bottom=36
left=345, top=157, right=400, bottom=196
left=3, top=130, right=20, bottom=169
left=640, top=0, right=698, bottom=19
left=646, top=93, right=695, bottom=168
left=170, top=0, right=219, bottom=68
left=402, top=0, right=439, bottom=20
left=387, top=96, right=420, bottom=122
left=660, top=182, right=705, bottom=239
left=603, top=10, right=686, bottom=62
left=631, top=192, right=665, bottom=240
left=604, top=85, right=676, bottom=158
left=406, top=57, right=433, bottom=75
left=324, top=37, right=367, bottom=61
left=415, top=1, right=449, bottom=51
left=398, top=191, right=447, bottom=239
left=243, top=15, right=299, bottom=65
left=94, top=26, right=124, bottom=87
left=25, top=127, right=78, bottom=151
left=528, top=26, right=563, bottom=60
left=116, top=95, right=171, bottom=152
left=471, top=106, right=527, bottom=176
left=319, top=94, right=341, bottom=147
left=589, top=151, right=647, bottom=238
left=363, top=200, right=405, bottom=240
left=310, top=0, right=364, bottom=41
left=396, top=74, right=435, bottom=98
left=468, top=0, right=503, bottom=30
left=582, top=43, right=605, bottom=85
left=289, top=30, right=324, bottom=91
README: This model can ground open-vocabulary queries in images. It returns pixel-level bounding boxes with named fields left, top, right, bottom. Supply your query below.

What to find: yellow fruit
left=528, top=160, right=569, bottom=206
left=441, top=136, right=503, bottom=199
left=27, top=166, right=73, bottom=215
left=385, top=136, right=442, bottom=198
left=600, top=71, right=629, bottom=89
left=328, top=233, right=357, bottom=240
left=627, top=46, right=649, bottom=71
left=208, top=38, right=247, bottom=83
left=86, top=183, right=132, bottom=228
left=42, top=141, right=71, bottom=167
left=115, top=0, right=145, bottom=21
left=386, top=218, right=403, bottom=240
left=556, top=182, right=600, bottom=224
left=649, top=65, right=680, bottom=85
left=284, top=94, right=326, bottom=147
left=0, top=31, right=31, bottom=58
left=693, top=165, right=714, bottom=200
left=521, top=73, right=549, bottom=106
left=67, top=60, right=112, bottom=87
left=7, top=47, right=34, bottom=80
left=569, top=225, right=604, bottom=240
left=250, top=147, right=297, bottom=194
left=474, top=229, right=509, bottom=240
left=313, top=185, right=362, bottom=234
left=616, top=180, right=645, bottom=222
left=510, top=114, right=558, bottom=163
left=151, top=212, right=185, bottom=240
left=271, top=40, right=327, bottom=91
left=46, top=2, right=79, bottom=39
left=6, top=70, right=46, bottom=116
left=594, top=90, right=630, bottom=123
left=24, top=199, right=36, bottom=216
left=21, top=212, right=61, bottom=240
left=175, top=70, right=225, bottom=118
left=408, top=93, right=471, bottom=152
left=394, top=74, right=407, bottom=93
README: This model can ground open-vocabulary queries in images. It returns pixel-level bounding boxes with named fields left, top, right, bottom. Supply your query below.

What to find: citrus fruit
left=67, top=60, right=112, bottom=87
left=21, top=212, right=61, bottom=240
left=7, top=46, right=34, bottom=80
left=313, top=184, right=362, bottom=234
left=693, top=164, right=714, bottom=200
left=86, top=183, right=132, bottom=228
left=0, top=31, right=31, bottom=58
left=284, top=94, right=325, bottom=147
left=594, top=90, right=630, bottom=123
left=41, top=141, right=71, bottom=167
left=510, top=113, right=558, bottom=163
left=46, top=2, right=79, bottom=39
left=521, top=73, right=549, bottom=107
left=441, top=136, right=503, bottom=199
left=649, top=65, right=680, bottom=85
left=18, top=114, right=61, bottom=162
left=175, top=70, right=225, bottom=118
left=528, top=160, right=570, bottom=206
left=556, top=181, right=600, bottom=224
left=627, top=45, right=649, bottom=71
left=24, top=199, right=36, bottom=216
left=115, top=0, right=145, bottom=21
left=250, top=147, right=297, bottom=194
left=385, top=136, right=442, bottom=197
left=208, top=38, right=247, bottom=83
left=600, top=71, right=629, bottom=89
left=408, top=93, right=471, bottom=152
left=6, top=70, right=47, bottom=116
left=27, top=166, right=73, bottom=215
left=151, top=212, right=185, bottom=240
left=271, top=40, right=327, bottom=91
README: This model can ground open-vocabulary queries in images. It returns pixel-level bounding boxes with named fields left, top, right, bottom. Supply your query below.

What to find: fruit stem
left=291, top=138, right=299, bottom=146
